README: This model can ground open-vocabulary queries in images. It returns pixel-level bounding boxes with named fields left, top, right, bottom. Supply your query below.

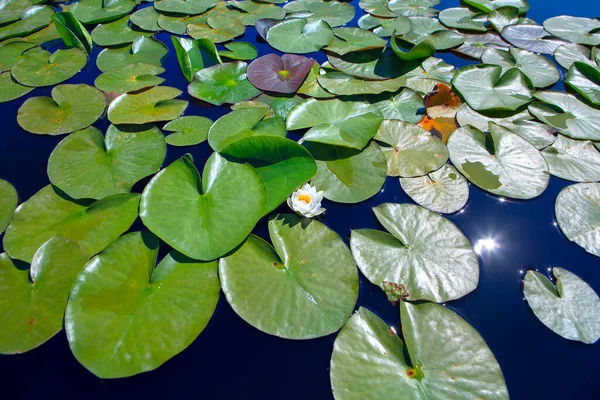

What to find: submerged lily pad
left=188, top=61, right=261, bottom=106
left=284, top=0, right=354, bottom=27
left=247, top=53, right=314, bottom=94
left=555, top=182, right=600, bottom=257
left=266, top=18, right=334, bottom=54
left=140, top=154, right=267, bottom=261
left=351, top=203, right=478, bottom=302
left=481, top=47, right=560, bottom=88
left=71, top=0, right=136, bottom=25
left=17, top=84, right=105, bottom=135
left=65, top=231, right=220, bottom=378
left=91, top=16, right=152, bottom=47
left=541, top=135, right=600, bottom=182
left=523, top=268, right=600, bottom=344
left=220, top=214, right=358, bottom=339
left=96, top=37, right=168, bottom=72
left=94, top=63, right=165, bottom=93
left=0, top=6, right=54, bottom=41
left=0, top=179, right=18, bottom=234
left=0, top=238, right=88, bottom=354
left=544, top=16, right=600, bottom=46
left=108, top=86, right=188, bottom=125
left=48, top=125, right=166, bottom=200
left=164, top=116, right=213, bottom=147
left=3, top=185, right=139, bottom=263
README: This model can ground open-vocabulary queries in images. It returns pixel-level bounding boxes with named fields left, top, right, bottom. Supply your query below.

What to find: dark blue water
left=1, top=0, right=599, bottom=398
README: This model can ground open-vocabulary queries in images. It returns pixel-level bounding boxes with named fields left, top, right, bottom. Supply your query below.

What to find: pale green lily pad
left=464, top=0, right=529, bottom=13
left=544, top=16, right=600, bottom=46
left=48, top=125, right=166, bottom=200
left=555, top=182, right=600, bottom=257
left=330, top=304, right=508, bottom=400
left=453, top=32, right=510, bottom=59
left=154, top=0, right=217, bottom=15
left=12, top=47, right=87, bottom=87
left=288, top=98, right=383, bottom=150
left=0, top=6, right=54, bottom=41
left=171, top=36, right=220, bottom=83
left=397, top=57, right=456, bottom=95
left=374, top=120, right=448, bottom=177
left=501, top=24, right=566, bottom=54
left=96, top=37, right=168, bottom=72
left=452, top=64, right=532, bottom=111
left=256, top=93, right=302, bottom=119
left=487, top=6, right=520, bottom=32
left=367, top=88, right=424, bottom=123
left=317, top=71, right=403, bottom=96
left=108, top=86, right=188, bottom=125
left=284, top=0, right=354, bottom=27
left=71, top=0, right=136, bottom=25
left=266, top=18, right=334, bottom=54
left=218, top=42, right=258, bottom=61
left=188, top=61, right=261, bottom=106
left=208, top=107, right=285, bottom=152
left=220, top=214, right=358, bottom=339
left=387, top=0, right=440, bottom=17
left=91, top=16, right=152, bottom=47
left=52, top=12, right=93, bottom=55
left=327, top=48, right=412, bottom=80
left=0, top=40, right=37, bottom=72
left=324, top=27, right=387, bottom=55
left=164, top=116, right=213, bottom=147
left=398, top=17, right=464, bottom=50
left=130, top=6, right=161, bottom=32
left=0, top=179, right=18, bottom=233
left=95, top=63, right=165, bottom=93
left=228, top=0, right=285, bottom=26
left=0, top=71, right=33, bottom=103
left=565, top=62, right=600, bottom=106
left=554, top=43, right=594, bottom=70
left=187, top=16, right=245, bottom=43
left=400, top=163, right=469, bottom=214
left=359, top=0, right=398, bottom=18
left=351, top=203, right=478, bottom=302
left=3, top=185, right=139, bottom=263
left=140, top=154, right=267, bottom=261
left=541, top=135, right=600, bottom=182
left=17, top=84, right=105, bottom=135
left=65, top=231, right=220, bottom=378
left=438, top=7, right=488, bottom=32
left=357, top=14, right=412, bottom=37
left=448, top=124, right=549, bottom=199
left=524, top=268, right=600, bottom=344
left=0, top=238, right=88, bottom=354
left=306, top=141, right=387, bottom=203
left=481, top=47, right=560, bottom=88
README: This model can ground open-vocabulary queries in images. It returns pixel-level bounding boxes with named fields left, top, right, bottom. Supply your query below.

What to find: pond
left=0, top=0, right=599, bottom=399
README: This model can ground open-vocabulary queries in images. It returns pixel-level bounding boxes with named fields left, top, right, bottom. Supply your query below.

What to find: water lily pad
left=306, top=141, right=387, bottom=203
left=52, top=12, right=93, bottom=55
left=220, top=214, right=357, bottom=339
left=108, top=86, right=188, bottom=125
left=523, top=268, right=600, bottom=344
left=130, top=6, right=161, bottom=32
left=398, top=17, right=464, bottom=50
left=154, top=0, right=218, bottom=15
left=96, top=37, right=168, bottom=72
left=255, top=93, right=302, bottom=119
left=218, top=42, right=257, bottom=61
left=554, top=43, right=594, bottom=70
left=317, top=71, right=404, bottom=96
left=17, top=84, right=105, bottom=135
left=481, top=47, right=560, bottom=88
left=0, top=6, right=54, bottom=41
left=187, top=16, right=245, bottom=43
left=396, top=57, right=456, bottom=94
left=65, top=231, right=220, bottom=378
left=400, top=163, right=469, bottom=214
left=11, top=47, right=86, bottom=87
left=284, top=0, right=354, bottom=27
left=164, top=116, right=213, bottom=147
left=417, top=83, right=461, bottom=143
left=324, top=27, right=387, bottom=55
left=266, top=18, right=334, bottom=54
left=228, top=1, right=285, bottom=26
left=448, top=123, right=549, bottom=199
left=390, top=36, right=436, bottom=61
left=247, top=53, right=314, bottom=94
left=20, top=22, right=61, bottom=46
left=0, top=179, right=18, bottom=234
left=208, top=107, right=285, bottom=152
left=544, top=16, right=600, bottom=46
left=0, top=40, right=37, bottom=72
left=452, top=64, right=532, bottom=111
left=94, top=63, right=165, bottom=93
left=0, top=71, right=33, bottom=103
left=453, top=32, right=510, bottom=59
left=357, top=14, right=412, bottom=37
left=0, top=0, right=45, bottom=26
left=327, top=47, right=412, bottom=80
left=487, top=6, right=520, bottom=32
left=464, top=0, right=529, bottom=13
left=48, top=125, right=166, bottom=200
left=157, top=14, right=207, bottom=35
left=140, top=153, right=267, bottom=260
left=171, top=36, right=220, bottom=83
left=3, top=185, right=139, bottom=263
left=501, top=24, right=566, bottom=54
left=541, top=135, right=600, bottom=182
left=91, top=16, right=152, bottom=47
left=0, top=238, right=88, bottom=355
left=330, top=304, right=508, bottom=400
left=366, top=88, right=424, bottom=123
left=387, top=0, right=440, bottom=17
left=71, top=0, right=136, bottom=25
left=188, top=61, right=261, bottom=106
left=288, top=98, right=383, bottom=150
left=359, top=0, right=398, bottom=18
left=565, top=62, right=600, bottom=106
left=439, top=7, right=488, bottom=32
left=374, top=120, right=448, bottom=177
left=555, top=182, right=600, bottom=257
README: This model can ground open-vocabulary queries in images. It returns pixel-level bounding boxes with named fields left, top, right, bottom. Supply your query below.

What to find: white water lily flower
left=287, top=183, right=326, bottom=218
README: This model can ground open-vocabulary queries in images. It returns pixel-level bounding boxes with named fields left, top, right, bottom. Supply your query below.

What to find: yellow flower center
left=297, top=193, right=312, bottom=204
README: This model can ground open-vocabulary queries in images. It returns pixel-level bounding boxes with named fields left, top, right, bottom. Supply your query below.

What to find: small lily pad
left=164, top=116, right=213, bottom=147
left=108, top=86, right=188, bottom=125
left=11, top=47, right=86, bottom=87
left=266, top=18, right=334, bottom=54
left=96, top=37, right=168, bottom=72
left=247, top=53, right=314, bottom=94
left=0, top=179, right=18, bottom=234
left=188, top=61, right=261, bottom=106
left=218, top=42, right=258, bottom=61
left=94, top=63, right=165, bottom=93
left=542, top=134, right=600, bottom=182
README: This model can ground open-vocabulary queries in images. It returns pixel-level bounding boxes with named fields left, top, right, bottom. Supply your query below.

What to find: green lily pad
left=523, top=268, right=600, bottom=344
left=164, top=116, right=213, bottom=147
left=554, top=43, right=594, bottom=70
left=71, top=0, right=136, bottom=25
left=130, top=6, right=161, bottom=32
left=171, top=36, right=220, bottom=83
left=221, top=136, right=317, bottom=213
left=351, top=202, right=478, bottom=302
left=48, top=125, right=166, bottom=200
left=255, top=93, right=302, bottom=119
left=453, top=32, right=510, bottom=59
left=387, top=0, right=440, bottom=17
left=284, top=0, right=354, bottom=27
left=0, top=238, right=88, bottom=355
left=400, top=163, right=469, bottom=214
left=390, top=36, right=436, bottom=61
left=288, top=98, right=383, bottom=150
left=91, top=16, right=152, bottom=47
left=438, top=7, right=489, bottom=32
left=187, top=16, right=245, bottom=43
left=188, top=61, right=261, bottom=106
left=96, top=37, right=168, bottom=72
left=0, top=71, right=33, bottom=103
left=357, top=14, right=412, bottom=37
left=398, top=17, right=465, bottom=50
left=94, top=63, right=165, bottom=93
left=107, top=86, right=188, bottom=125
left=157, top=14, right=207, bottom=35
left=501, top=24, right=566, bottom=54
left=555, top=182, right=600, bottom=257
left=481, top=47, right=560, bottom=88
left=220, top=214, right=358, bottom=339
left=65, top=231, right=220, bottom=378
left=208, top=107, right=285, bottom=152
left=0, top=40, right=37, bottom=72
left=565, top=62, right=600, bottom=106
left=448, top=123, right=549, bottom=199
left=266, top=18, right=334, bottom=54
left=0, top=0, right=45, bottom=26
left=324, top=27, right=387, bottom=55
left=140, top=154, right=267, bottom=260
left=359, top=0, right=398, bottom=18
left=19, top=22, right=61, bottom=46
left=330, top=304, right=508, bottom=400
left=487, top=6, right=520, bottom=32
left=541, top=135, right=600, bottom=182
left=317, top=71, right=403, bottom=96
left=544, top=16, right=600, bottom=46
left=464, top=0, right=529, bottom=13
left=52, top=12, right=93, bottom=55
left=17, top=84, right=105, bottom=135
left=154, top=0, right=218, bottom=15
left=367, top=89, right=424, bottom=123
left=297, top=63, right=336, bottom=98
left=452, top=64, right=532, bottom=111
left=0, top=6, right=54, bottom=42
left=11, top=47, right=87, bottom=87
left=374, top=120, right=448, bottom=177
left=0, top=179, right=18, bottom=234
left=3, top=185, right=139, bottom=263
left=228, top=1, right=286, bottom=26
left=218, top=42, right=258, bottom=61
left=396, top=57, right=456, bottom=95
left=327, top=47, right=413, bottom=80
left=306, top=141, right=387, bottom=203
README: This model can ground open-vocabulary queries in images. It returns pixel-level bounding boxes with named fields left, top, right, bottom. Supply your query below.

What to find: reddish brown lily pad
left=418, top=83, right=461, bottom=143
left=247, top=53, right=315, bottom=94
